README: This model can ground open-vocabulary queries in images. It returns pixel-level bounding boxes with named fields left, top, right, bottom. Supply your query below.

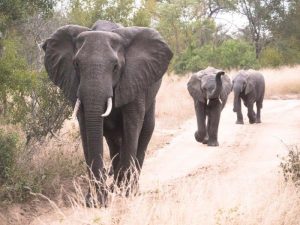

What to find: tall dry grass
left=31, top=173, right=300, bottom=225
left=2, top=66, right=300, bottom=224
left=147, top=75, right=194, bottom=155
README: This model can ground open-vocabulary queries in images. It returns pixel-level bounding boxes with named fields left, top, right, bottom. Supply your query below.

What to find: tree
left=267, top=0, right=300, bottom=65
left=236, top=0, right=270, bottom=59
left=67, top=0, right=151, bottom=27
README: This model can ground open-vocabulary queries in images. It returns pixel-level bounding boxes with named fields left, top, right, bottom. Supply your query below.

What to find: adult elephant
left=187, top=67, right=232, bottom=147
left=232, top=70, right=265, bottom=124
left=42, top=20, right=173, bottom=205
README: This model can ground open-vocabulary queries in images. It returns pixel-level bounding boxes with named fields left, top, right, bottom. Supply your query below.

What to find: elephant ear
left=42, top=25, right=90, bottom=105
left=187, top=73, right=206, bottom=103
left=220, top=74, right=232, bottom=101
left=112, top=27, right=173, bottom=107
left=245, top=74, right=255, bottom=95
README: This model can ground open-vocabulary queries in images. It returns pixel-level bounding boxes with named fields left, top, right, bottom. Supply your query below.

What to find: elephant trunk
left=84, top=100, right=105, bottom=181
left=80, top=78, right=113, bottom=181
left=209, top=71, right=224, bottom=99
left=233, top=91, right=241, bottom=112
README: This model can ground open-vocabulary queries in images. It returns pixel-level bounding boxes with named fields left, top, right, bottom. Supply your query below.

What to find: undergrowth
left=280, top=145, right=300, bottom=186
left=0, top=127, right=85, bottom=203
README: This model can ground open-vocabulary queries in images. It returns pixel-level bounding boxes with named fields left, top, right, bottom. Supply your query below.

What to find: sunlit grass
left=2, top=66, right=300, bottom=224
left=31, top=171, right=300, bottom=225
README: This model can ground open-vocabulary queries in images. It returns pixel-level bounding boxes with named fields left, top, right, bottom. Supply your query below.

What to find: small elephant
left=232, top=70, right=265, bottom=124
left=42, top=20, right=173, bottom=205
left=187, top=67, right=232, bottom=146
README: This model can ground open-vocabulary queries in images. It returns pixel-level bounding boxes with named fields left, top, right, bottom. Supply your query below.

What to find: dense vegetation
left=0, top=0, right=299, bottom=202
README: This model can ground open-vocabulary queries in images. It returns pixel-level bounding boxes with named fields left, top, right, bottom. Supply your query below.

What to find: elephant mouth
left=72, top=97, right=113, bottom=119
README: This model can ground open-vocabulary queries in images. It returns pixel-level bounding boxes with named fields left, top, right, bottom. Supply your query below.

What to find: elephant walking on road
left=232, top=70, right=265, bottom=124
left=42, top=20, right=173, bottom=206
left=187, top=67, right=232, bottom=147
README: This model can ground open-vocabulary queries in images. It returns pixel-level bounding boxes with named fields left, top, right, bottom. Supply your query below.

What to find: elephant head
left=232, top=71, right=255, bottom=112
left=42, top=21, right=173, bottom=181
left=187, top=67, right=230, bottom=104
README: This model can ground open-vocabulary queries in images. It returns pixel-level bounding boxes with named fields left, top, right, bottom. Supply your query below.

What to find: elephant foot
left=202, top=135, right=209, bottom=144
left=256, top=119, right=261, bottom=123
left=207, top=140, right=219, bottom=147
left=108, top=167, right=114, bottom=177
left=194, top=131, right=205, bottom=143
left=249, top=118, right=256, bottom=124
left=85, top=189, right=108, bottom=208
left=235, top=120, right=244, bottom=124
left=248, top=113, right=256, bottom=124
left=126, top=182, right=140, bottom=197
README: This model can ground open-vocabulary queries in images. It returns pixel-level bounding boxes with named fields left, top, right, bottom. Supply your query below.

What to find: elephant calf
left=232, top=70, right=265, bottom=124
left=187, top=67, right=232, bottom=146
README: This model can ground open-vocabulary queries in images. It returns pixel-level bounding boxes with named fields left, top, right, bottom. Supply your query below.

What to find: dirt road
left=141, top=99, right=300, bottom=189
left=31, top=99, right=300, bottom=224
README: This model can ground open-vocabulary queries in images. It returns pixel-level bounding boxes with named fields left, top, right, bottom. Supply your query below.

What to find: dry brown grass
left=2, top=66, right=300, bottom=225
left=262, top=65, right=300, bottom=98
left=147, top=75, right=194, bottom=155
left=30, top=174, right=300, bottom=225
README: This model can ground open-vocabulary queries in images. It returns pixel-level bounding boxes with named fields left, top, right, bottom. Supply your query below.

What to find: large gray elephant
left=187, top=67, right=232, bottom=146
left=42, top=20, right=173, bottom=205
left=232, top=70, right=265, bottom=124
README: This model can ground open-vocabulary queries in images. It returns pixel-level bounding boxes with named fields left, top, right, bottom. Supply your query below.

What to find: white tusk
left=101, top=97, right=113, bottom=117
left=72, top=99, right=81, bottom=120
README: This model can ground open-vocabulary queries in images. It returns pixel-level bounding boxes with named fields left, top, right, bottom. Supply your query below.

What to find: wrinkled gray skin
left=42, top=20, right=173, bottom=206
left=187, top=67, right=232, bottom=146
left=232, top=70, right=265, bottom=124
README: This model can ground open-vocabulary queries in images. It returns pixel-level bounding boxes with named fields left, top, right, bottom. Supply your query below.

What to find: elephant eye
left=73, top=59, right=79, bottom=68
left=113, top=63, right=118, bottom=73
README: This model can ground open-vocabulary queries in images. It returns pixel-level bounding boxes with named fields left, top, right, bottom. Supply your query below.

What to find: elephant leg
left=78, top=110, right=89, bottom=164
left=236, top=110, right=244, bottom=124
left=234, top=96, right=244, bottom=124
left=194, top=100, right=207, bottom=143
left=118, top=100, right=145, bottom=193
left=104, top=130, right=121, bottom=177
left=136, top=102, right=155, bottom=172
left=207, top=99, right=221, bottom=146
left=247, top=103, right=256, bottom=124
left=256, top=102, right=262, bottom=123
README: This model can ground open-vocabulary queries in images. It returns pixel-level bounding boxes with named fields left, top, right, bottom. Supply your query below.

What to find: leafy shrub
left=0, top=129, right=19, bottom=183
left=21, top=73, right=72, bottom=142
left=259, top=47, right=284, bottom=67
left=0, top=129, right=84, bottom=202
left=280, top=145, right=300, bottom=186
left=174, top=39, right=258, bottom=74
left=0, top=37, right=72, bottom=143
left=215, top=39, right=258, bottom=70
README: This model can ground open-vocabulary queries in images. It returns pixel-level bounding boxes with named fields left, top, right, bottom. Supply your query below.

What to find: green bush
left=0, top=37, right=72, bottom=143
left=174, top=39, right=258, bottom=74
left=0, top=129, right=19, bottom=183
left=0, top=128, right=85, bottom=202
left=215, top=39, right=258, bottom=70
left=259, top=47, right=284, bottom=67
left=280, top=145, right=300, bottom=186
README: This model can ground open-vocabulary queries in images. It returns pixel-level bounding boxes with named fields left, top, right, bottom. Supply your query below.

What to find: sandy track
left=30, top=100, right=300, bottom=224
left=141, top=100, right=300, bottom=190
